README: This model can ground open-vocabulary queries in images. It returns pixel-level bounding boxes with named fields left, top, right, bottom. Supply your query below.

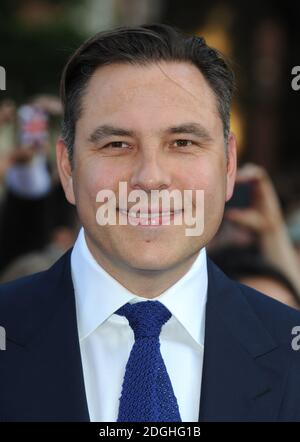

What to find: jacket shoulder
left=235, top=277, right=300, bottom=346
left=0, top=249, right=71, bottom=304
left=0, top=249, right=73, bottom=344
left=207, top=257, right=300, bottom=347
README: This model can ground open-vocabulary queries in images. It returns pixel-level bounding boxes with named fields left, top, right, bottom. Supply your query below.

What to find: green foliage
left=0, top=0, right=84, bottom=102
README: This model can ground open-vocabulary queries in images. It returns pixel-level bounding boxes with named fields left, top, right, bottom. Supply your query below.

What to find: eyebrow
left=87, top=122, right=213, bottom=144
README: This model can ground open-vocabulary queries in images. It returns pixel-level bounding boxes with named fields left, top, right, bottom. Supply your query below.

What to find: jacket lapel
left=199, top=258, right=291, bottom=421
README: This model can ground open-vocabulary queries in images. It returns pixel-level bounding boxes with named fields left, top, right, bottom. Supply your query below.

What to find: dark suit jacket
left=1, top=249, right=300, bottom=422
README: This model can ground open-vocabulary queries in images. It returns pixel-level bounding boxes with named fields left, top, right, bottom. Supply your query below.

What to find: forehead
left=76, top=62, right=223, bottom=140
left=79, top=61, right=221, bottom=131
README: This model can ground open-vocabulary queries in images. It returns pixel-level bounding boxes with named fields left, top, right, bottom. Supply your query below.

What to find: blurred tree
left=0, top=0, right=84, bottom=102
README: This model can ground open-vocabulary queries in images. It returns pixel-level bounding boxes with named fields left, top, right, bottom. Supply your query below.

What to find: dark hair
left=60, top=23, right=235, bottom=163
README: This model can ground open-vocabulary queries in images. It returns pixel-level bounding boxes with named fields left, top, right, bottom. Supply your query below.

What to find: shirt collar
left=71, top=228, right=208, bottom=346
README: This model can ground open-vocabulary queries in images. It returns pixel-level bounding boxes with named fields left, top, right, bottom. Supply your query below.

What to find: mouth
left=118, top=209, right=183, bottom=226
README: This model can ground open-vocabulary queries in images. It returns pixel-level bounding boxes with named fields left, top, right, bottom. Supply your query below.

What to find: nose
left=129, top=149, right=172, bottom=192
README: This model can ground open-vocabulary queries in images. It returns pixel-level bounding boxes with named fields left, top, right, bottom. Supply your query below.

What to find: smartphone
left=17, top=104, right=49, bottom=148
left=225, top=181, right=253, bottom=209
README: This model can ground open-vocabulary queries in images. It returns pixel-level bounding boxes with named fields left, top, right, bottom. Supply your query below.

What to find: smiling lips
left=118, top=208, right=183, bottom=226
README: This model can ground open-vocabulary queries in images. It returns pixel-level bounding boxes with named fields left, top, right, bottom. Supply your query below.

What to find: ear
left=225, top=132, right=237, bottom=202
left=56, top=138, right=76, bottom=205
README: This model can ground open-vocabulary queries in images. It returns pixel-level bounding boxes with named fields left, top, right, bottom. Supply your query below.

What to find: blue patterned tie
left=114, top=300, right=182, bottom=422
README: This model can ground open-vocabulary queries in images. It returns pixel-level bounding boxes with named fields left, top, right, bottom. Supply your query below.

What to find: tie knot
left=114, top=301, right=171, bottom=339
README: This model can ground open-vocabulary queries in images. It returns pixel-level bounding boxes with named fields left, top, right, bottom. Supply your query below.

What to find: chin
left=124, top=249, right=183, bottom=272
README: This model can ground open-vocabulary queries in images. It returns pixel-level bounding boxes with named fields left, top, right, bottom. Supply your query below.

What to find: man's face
left=57, top=61, right=236, bottom=272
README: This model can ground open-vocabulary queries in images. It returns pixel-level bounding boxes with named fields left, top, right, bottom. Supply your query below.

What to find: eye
left=173, top=139, right=194, bottom=147
left=104, top=141, right=130, bottom=149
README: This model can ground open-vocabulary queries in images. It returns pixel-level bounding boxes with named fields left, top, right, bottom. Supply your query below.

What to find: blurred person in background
left=0, top=95, right=63, bottom=272
left=286, top=206, right=300, bottom=265
left=0, top=24, right=300, bottom=423
left=0, top=182, right=79, bottom=282
left=210, top=245, right=300, bottom=310
left=208, top=163, right=300, bottom=301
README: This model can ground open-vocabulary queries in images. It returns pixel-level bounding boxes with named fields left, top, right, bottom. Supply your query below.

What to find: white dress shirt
left=71, top=228, right=208, bottom=422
